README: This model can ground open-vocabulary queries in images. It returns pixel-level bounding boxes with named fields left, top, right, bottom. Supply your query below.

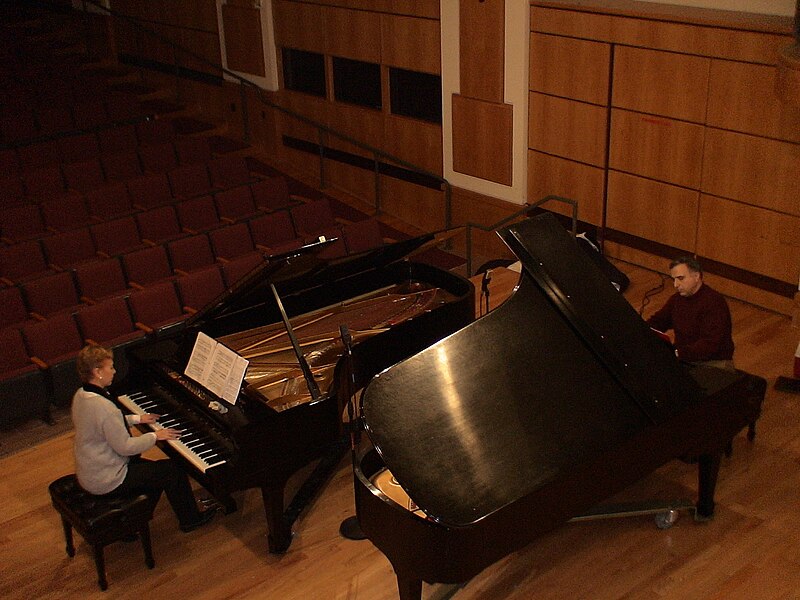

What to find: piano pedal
left=198, top=496, right=225, bottom=512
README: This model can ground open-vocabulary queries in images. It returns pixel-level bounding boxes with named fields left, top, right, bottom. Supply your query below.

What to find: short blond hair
left=76, top=345, right=113, bottom=383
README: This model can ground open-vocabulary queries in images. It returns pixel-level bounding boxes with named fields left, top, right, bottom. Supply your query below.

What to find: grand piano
left=111, top=235, right=474, bottom=553
left=355, top=214, right=766, bottom=600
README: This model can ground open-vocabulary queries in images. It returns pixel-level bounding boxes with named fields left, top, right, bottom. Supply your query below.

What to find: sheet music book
left=184, top=331, right=249, bottom=404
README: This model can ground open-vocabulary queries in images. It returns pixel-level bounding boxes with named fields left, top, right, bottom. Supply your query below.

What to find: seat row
left=0, top=173, right=301, bottom=251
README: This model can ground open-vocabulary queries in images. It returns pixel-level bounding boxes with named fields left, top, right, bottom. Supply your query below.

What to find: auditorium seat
left=0, top=111, right=37, bottom=145
left=21, top=165, right=67, bottom=202
left=174, top=135, right=212, bottom=165
left=341, top=218, right=385, bottom=255
left=214, top=185, right=260, bottom=223
left=41, top=195, right=94, bottom=232
left=63, top=158, right=106, bottom=193
left=0, top=326, right=49, bottom=427
left=73, top=97, right=111, bottom=131
left=249, top=176, right=299, bottom=212
left=0, top=240, right=56, bottom=285
left=22, top=312, right=84, bottom=407
left=127, top=172, right=172, bottom=210
left=220, top=252, right=265, bottom=287
left=135, top=205, right=184, bottom=245
left=0, top=204, right=48, bottom=243
left=289, top=198, right=341, bottom=242
left=176, top=195, right=221, bottom=234
left=85, top=182, right=136, bottom=221
left=135, top=119, right=176, bottom=146
left=248, top=211, right=304, bottom=255
left=175, top=265, right=226, bottom=314
left=168, top=163, right=214, bottom=199
left=21, top=271, right=84, bottom=320
left=105, top=91, right=145, bottom=123
left=102, top=149, right=143, bottom=182
left=0, top=148, right=20, bottom=178
left=0, top=286, right=34, bottom=329
left=121, top=245, right=175, bottom=289
left=97, top=123, right=138, bottom=154
left=17, top=140, right=61, bottom=171
left=138, top=141, right=178, bottom=174
left=41, top=227, right=98, bottom=270
left=167, top=234, right=216, bottom=275
left=58, top=132, right=100, bottom=164
left=127, top=281, right=187, bottom=333
left=208, top=155, right=254, bottom=190
left=208, top=222, right=258, bottom=262
left=75, top=296, right=145, bottom=348
left=90, top=216, right=146, bottom=257
left=36, top=104, right=74, bottom=137
left=0, top=175, right=26, bottom=207
left=73, top=257, right=132, bottom=303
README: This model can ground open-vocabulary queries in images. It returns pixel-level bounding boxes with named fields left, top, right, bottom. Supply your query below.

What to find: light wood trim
left=222, top=4, right=266, bottom=77
left=696, top=193, right=800, bottom=284
left=529, top=92, right=607, bottom=168
left=324, top=5, right=381, bottom=62
left=609, top=109, right=704, bottom=189
left=708, top=59, right=800, bottom=142
left=701, top=128, right=800, bottom=217
left=612, top=46, right=710, bottom=123
left=527, top=150, right=605, bottom=225
left=380, top=14, right=440, bottom=73
left=606, top=170, right=699, bottom=251
left=460, top=0, right=505, bottom=103
left=452, top=94, right=513, bottom=185
left=529, top=33, right=610, bottom=105
left=273, top=0, right=326, bottom=53
left=530, top=5, right=793, bottom=65
left=276, top=0, right=439, bottom=19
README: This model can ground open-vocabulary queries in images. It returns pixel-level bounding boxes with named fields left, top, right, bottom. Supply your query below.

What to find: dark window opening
left=332, top=57, right=381, bottom=109
left=389, top=68, right=442, bottom=124
left=282, top=48, right=326, bottom=97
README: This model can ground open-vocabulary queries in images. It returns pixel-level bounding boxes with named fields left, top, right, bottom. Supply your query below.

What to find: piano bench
left=48, top=474, right=157, bottom=591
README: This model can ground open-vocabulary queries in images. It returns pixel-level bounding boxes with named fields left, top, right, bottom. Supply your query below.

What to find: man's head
left=669, top=256, right=703, bottom=297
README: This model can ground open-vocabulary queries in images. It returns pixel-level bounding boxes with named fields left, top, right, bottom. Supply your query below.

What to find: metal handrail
left=464, top=195, right=578, bottom=276
left=71, top=0, right=453, bottom=228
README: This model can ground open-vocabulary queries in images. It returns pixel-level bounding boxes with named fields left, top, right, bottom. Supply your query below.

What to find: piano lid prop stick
left=269, top=283, right=322, bottom=402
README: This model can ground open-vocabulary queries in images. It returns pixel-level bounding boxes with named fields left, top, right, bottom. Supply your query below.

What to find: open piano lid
left=185, top=233, right=437, bottom=328
left=361, top=213, right=704, bottom=527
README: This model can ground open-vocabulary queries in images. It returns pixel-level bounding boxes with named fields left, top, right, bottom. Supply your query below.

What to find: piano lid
left=361, top=213, right=703, bottom=527
left=185, top=233, right=436, bottom=329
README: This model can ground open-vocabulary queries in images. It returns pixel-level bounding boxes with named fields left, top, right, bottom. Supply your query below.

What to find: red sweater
left=647, top=284, right=734, bottom=362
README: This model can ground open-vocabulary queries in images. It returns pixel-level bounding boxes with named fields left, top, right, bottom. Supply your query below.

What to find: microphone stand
left=337, top=323, right=367, bottom=541
left=480, top=268, right=492, bottom=316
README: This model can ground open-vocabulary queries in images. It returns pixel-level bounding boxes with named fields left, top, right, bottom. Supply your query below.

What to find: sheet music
left=185, top=332, right=249, bottom=405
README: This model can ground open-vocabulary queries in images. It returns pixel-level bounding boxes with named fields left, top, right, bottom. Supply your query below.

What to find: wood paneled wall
left=528, top=0, right=799, bottom=313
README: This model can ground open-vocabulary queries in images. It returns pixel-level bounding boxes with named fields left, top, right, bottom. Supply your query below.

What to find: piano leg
left=396, top=573, right=423, bottom=600
left=696, top=453, right=721, bottom=520
left=261, top=484, right=291, bottom=553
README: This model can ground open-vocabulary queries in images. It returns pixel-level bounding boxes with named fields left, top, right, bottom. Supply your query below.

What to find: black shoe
left=179, top=508, right=216, bottom=533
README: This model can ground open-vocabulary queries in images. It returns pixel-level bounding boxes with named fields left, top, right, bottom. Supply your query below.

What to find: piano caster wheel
left=655, top=510, right=679, bottom=530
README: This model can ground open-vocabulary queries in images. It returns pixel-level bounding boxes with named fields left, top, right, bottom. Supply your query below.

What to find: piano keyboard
left=118, top=391, right=228, bottom=473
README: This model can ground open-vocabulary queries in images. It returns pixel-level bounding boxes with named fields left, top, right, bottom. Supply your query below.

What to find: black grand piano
left=355, top=214, right=766, bottom=600
left=111, top=235, right=474, bottom=553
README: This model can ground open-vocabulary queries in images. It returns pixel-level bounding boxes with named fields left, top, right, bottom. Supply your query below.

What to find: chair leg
left=60, top=516, right=75, bottom=557
left=140, top=524, right=155, bottom=569
left=91, top=543, right=108, bottom=591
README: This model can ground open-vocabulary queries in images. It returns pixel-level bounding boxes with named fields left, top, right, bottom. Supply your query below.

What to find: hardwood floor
left=1, top=261, right=798, bottom=600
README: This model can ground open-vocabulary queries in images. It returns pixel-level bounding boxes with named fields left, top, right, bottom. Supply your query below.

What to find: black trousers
left=112, top=457, right=200, bottom=528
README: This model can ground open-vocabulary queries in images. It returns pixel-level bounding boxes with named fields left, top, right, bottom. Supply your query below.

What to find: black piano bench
left=48, top=474, right=157, bottom=591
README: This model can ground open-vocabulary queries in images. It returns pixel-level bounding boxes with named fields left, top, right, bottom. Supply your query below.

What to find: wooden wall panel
left=697, top=194, right=800, bottom=284
left=222, top=5, right=266, bottom=77
left=527, top=151, right=604, bottom=225
left=324, top=6, right=381, bottom=62
left=381, top=177, right=447, bottom=232
left=460, top=0, right=504, bottom=102
left=273, top=0, right=326, bottom=53
left=529, top=33, right=610, bottom=105
left=702, top=129, right=800, bottom=216
left=530, top=6, right=792, bottom=64
left=529, top=92, right=607, bottom=167
left=612, top=46, right=710, bottom=123
left=609, top=109, right=704, bottom=188
left=607, top=171, right=699, bottom=251
left=381, top=14, right=440, bottom=73
left=384, top=116, right=443, bottom=174
left=452, top=94, right=513, bottom=185
left=707, top=60, right=800, bottom=143
left=326, top=103, right=385, bottom=157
